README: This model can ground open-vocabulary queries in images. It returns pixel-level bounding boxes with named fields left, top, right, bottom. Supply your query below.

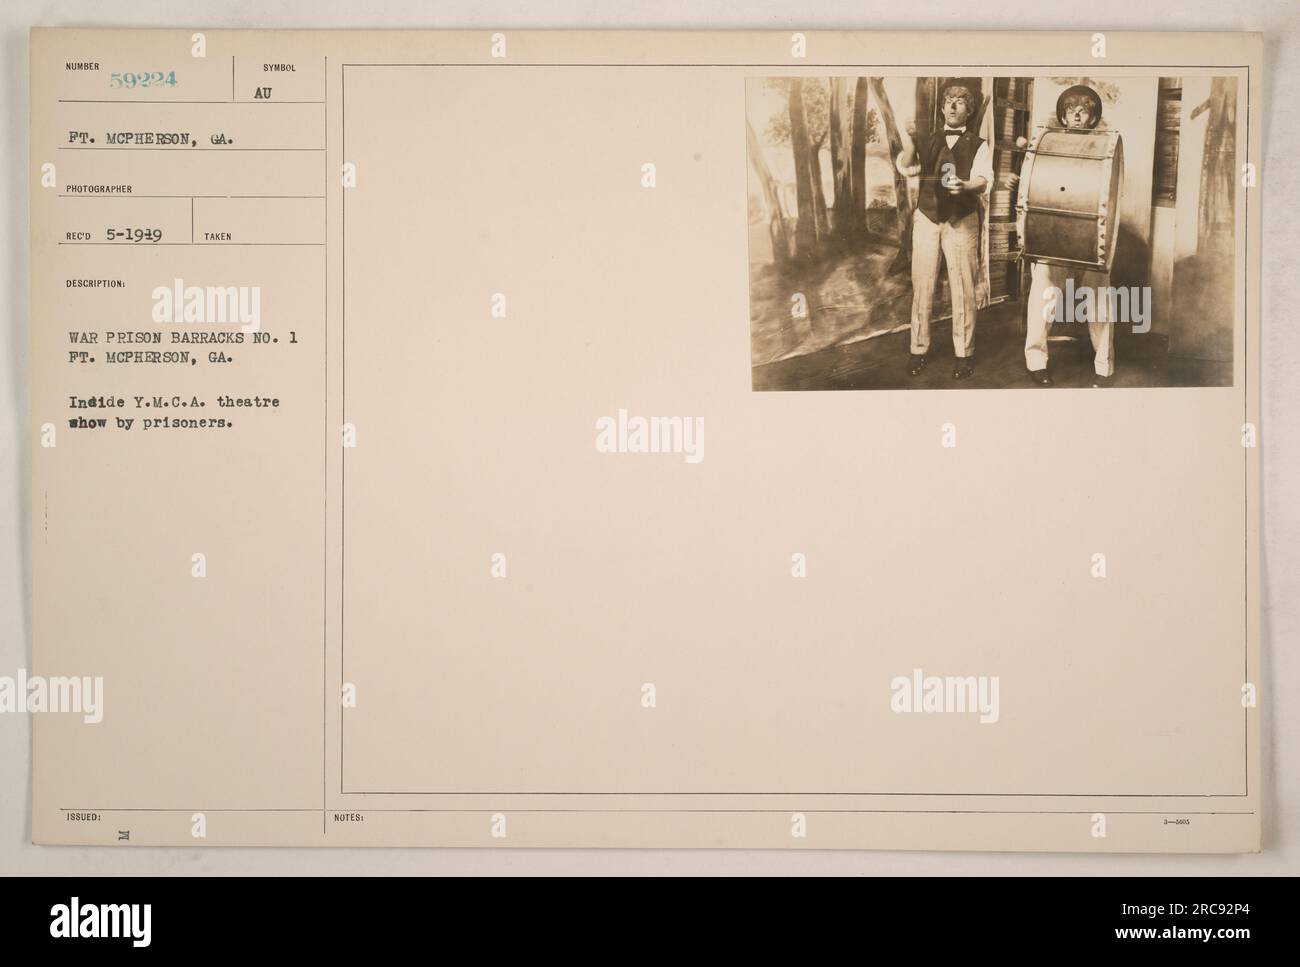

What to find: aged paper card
left=29, top=28, right=1261, bottom=850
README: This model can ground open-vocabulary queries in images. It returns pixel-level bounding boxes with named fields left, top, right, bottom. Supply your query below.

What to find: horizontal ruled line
left=345, top=790, right=1252, bottom=797
left=59, top=807, right=1258, bottom=816
left=59, top=146, right=323, bottom=151
left=57, top=241, right=324, bottom=246
left=58, top=99, right=324, bottom=104
left=58, top=194, right=324, bottom=199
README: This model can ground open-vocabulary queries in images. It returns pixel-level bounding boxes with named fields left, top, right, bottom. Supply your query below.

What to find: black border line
left=323, top=55, right=329, bottom=836
left=335, top=61, right=1254, bottom=808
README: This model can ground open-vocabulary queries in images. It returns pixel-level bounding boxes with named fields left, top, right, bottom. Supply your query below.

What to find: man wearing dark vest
left=896, top=79, right=992, bottom=380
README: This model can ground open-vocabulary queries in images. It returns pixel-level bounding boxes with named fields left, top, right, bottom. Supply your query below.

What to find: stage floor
left=752, top=298, right=1233, bottom=391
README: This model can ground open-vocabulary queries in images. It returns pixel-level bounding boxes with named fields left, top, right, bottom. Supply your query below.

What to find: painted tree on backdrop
left=765, top=78, right=882, bottom=259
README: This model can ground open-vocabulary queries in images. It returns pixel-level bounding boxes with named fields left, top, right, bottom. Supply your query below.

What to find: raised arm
left=896, top=120, right=921, bottom=176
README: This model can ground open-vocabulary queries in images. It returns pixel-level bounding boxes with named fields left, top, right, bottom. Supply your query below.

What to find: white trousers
left=910, top=209, right=979, bottom=358
left=1025, top=261, right=1116, bottom=378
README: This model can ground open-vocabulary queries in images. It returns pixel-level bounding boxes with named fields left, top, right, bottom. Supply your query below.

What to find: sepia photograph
left=746, top=74, right=1240, bottom=390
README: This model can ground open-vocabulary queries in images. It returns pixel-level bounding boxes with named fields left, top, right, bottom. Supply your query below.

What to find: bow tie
left=944, top=128, right=966, bottom=135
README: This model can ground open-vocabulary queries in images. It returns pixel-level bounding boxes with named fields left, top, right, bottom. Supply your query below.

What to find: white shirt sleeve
left=970, top=140, right=993, bottom=194
left=896, top=151, right=921, bottom=178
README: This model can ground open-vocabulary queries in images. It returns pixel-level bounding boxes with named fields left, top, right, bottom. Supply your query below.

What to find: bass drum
left=1018, top=126, right=1123, bottom=272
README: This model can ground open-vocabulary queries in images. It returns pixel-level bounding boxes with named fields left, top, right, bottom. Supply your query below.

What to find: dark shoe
left=953, top=359, right=975, bottom=381
left=909, top=354, right=928, bottom=377
left=1092, top=374, right=1113, bottom=388
left=1028, top=368, right=1052, bottom=387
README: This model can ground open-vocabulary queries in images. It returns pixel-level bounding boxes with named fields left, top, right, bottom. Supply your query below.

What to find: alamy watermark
left=595, top=409, right=704, bottom=464
left=890, top=668, right=1000, bottom=724
left=50, top=898, right=150, bottom=947
left=1042, top=280, right=1151, bottom=333
left=0, top=669, right=104, bottom=724
left=151, top=277, right=261, bottom=332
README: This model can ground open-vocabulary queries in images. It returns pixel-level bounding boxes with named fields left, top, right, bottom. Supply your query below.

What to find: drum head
left=1023, top=128, right=1123, bottom=272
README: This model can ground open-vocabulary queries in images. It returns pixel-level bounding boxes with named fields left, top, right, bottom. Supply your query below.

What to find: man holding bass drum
left=1010, top=84, right=1125, bottom=387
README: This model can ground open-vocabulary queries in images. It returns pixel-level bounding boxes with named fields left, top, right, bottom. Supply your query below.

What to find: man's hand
left=905, top=120, right=917, bottom=139
left=947, top=175, right=988, bottom=195
left=1006, top=138, right=1029, bottom=191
